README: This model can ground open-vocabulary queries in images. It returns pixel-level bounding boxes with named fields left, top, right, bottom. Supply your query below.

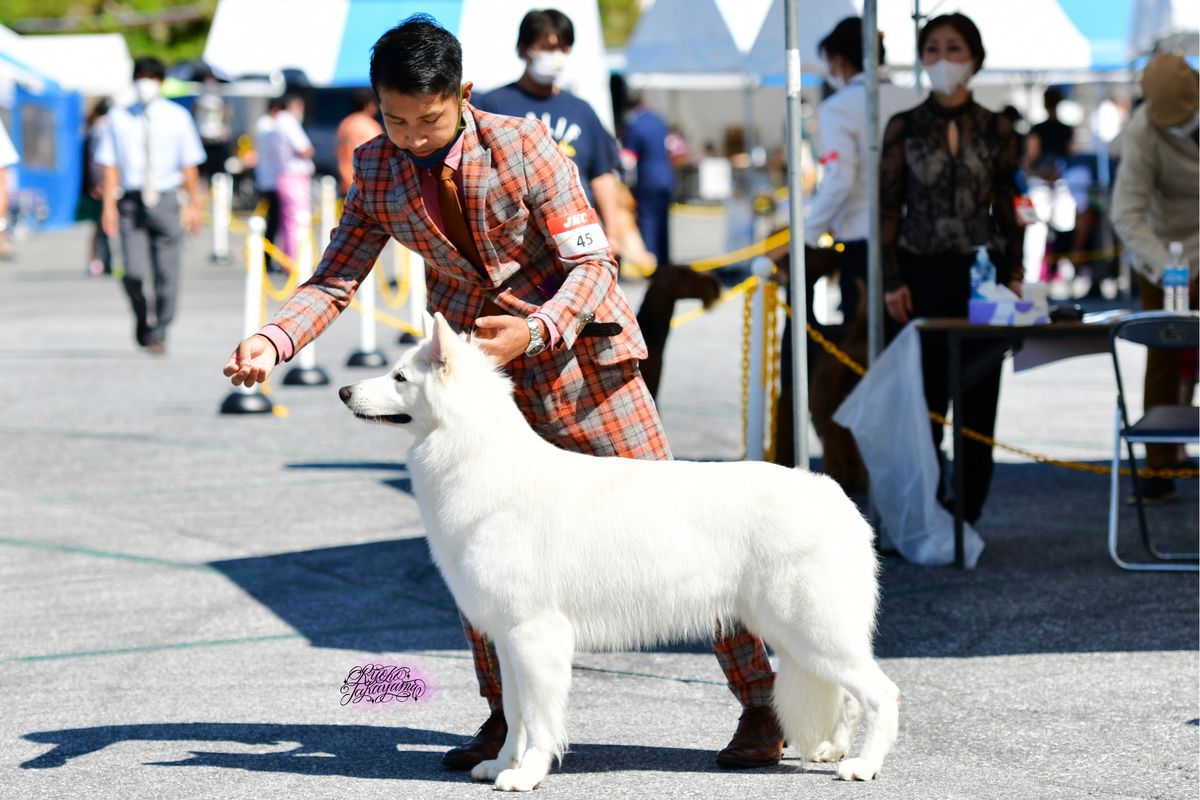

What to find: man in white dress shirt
left=806, top=17, right=917, bottom=327
left=97, top=56, right=205, bottom=354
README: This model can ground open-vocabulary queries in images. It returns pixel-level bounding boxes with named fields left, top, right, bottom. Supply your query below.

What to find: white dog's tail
left=772, top=654, right=842, bottom=757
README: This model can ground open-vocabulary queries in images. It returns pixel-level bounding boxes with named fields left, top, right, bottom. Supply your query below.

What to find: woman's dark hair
left=818, top=17, right=885, bottom=72
left=132, top=56, right=166, bottom=81
left=918, top=13, right=985, bottom=71
left=517, top=9, right=575, bottom=53
left=370, top=13, right=462, bottom=98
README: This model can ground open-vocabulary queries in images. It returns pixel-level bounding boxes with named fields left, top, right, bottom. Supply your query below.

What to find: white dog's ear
left=421, top=309, right=436, bottom=339
left=429, top=312, right=456, bottom=373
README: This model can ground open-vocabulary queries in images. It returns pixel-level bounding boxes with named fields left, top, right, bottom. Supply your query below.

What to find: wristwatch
left=524, top=317, right=546, bottom=357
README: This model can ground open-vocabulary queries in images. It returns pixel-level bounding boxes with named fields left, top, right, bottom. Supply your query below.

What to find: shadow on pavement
left=209, top=537, right=463, bottom=654
left=20, top=722, right=460, bottom=779
left=20, top=721, right=804, bottom=779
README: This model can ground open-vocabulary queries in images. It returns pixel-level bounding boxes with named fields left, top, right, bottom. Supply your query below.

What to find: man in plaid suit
left=224, top=14, right=782, bottom=770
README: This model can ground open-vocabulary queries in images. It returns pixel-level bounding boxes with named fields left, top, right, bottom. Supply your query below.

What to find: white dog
left=339, top=312, right=899, bottom=792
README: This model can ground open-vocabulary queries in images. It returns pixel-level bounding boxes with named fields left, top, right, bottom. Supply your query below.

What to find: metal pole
left=912, top=0, right=923, bottom=91
left=784, top=0, right=810, bottom=470
left=865, top=0, right=883, bottom=364
left=219, top=215, right=273, bottom=414
left=282, top=209, right=331, bottom=386
left=400, top=240, right=427, bottom=343
left=318, top=174, right=337, bottom=256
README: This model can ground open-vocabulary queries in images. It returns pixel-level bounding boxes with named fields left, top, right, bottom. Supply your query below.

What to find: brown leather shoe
left=716, top=706, right=784, bottom=768
left=442, top=709, right=507, bottom=770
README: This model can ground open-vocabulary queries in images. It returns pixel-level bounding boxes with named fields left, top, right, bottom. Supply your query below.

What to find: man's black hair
left=132, top=56, right=166, bottom=81
left=517, top=9, right=575, bottom=53
left=818, top=17, right=885, bottom=73
left=280, top=90, right=306, bottom=108
left=350, top=86, right=377, bottom=113
left=370, top=13, right=462, bottom=98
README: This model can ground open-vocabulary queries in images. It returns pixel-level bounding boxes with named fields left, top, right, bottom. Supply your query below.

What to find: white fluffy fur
left=340, top=312, right=900, bottom=791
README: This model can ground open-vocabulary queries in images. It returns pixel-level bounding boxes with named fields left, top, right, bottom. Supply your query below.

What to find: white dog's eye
left=393, top=371, right=406, bottom=383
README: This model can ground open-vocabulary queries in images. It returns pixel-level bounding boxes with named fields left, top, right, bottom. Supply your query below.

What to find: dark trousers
left=838, top=240, right=868, bottom=327
left=117, top=191, right=182, bottom=345
left=888, top=249, right=1004, bottom=523
left=635, top=187, right=672, bottom=266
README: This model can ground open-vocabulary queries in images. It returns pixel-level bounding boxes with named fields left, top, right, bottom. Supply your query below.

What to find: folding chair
left=1107, top=311, right=1200, bottom=571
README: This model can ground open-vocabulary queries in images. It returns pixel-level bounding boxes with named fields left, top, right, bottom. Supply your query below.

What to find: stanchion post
left=399, top=241, right=427, bottom=344
left=220, top=215, right=274, bottom=414
left=318, top=174, right=337, bottom=257
left=211, top=172, right=232, bottom=263
left=347, top=258, right=387, bottom=367
left=282, top=209, right=331, bottom=386
left=745, top=256, right=773, bottom=461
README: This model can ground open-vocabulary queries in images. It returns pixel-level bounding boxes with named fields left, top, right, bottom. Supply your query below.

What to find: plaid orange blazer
left=268, top=105, right=647, bottom=367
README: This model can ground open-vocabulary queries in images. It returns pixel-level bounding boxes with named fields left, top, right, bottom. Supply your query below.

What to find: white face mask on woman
left=924, top=59, right=973, bottom=95
left=527, top=50, right=568, bottom=86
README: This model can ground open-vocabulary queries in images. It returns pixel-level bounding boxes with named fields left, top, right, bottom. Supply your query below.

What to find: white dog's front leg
left=492, top=615, right=574, bottom=792
left=471, top=641, right=527, bottom=782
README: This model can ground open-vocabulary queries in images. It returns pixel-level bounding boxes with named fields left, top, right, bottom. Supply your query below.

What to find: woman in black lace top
left=879, top=13, right=1023, bottom=524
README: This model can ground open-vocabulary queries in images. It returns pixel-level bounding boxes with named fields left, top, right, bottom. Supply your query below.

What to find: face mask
left=825, top=62, right=848, bottom=91
left=1166, top=112, right=1199, bottom=138
left=924, top=59, right=973, bottom=95
left=527, top=50, right=567, bottom=86
left=135, top=78, right=160, bottom=104
left=400, top=86, right=467, bottom=169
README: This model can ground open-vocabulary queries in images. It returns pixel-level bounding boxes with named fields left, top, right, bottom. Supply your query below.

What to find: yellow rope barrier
left=687, top=229, right=792, bottom=272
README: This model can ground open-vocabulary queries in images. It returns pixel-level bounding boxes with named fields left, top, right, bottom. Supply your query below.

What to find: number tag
left=547, top=208, right=609, bottom=258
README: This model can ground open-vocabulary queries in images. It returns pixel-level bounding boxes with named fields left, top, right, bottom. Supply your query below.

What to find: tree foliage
left=0, top=1, right=216, bottom=64
left=598, top=0, right=642, bottom=48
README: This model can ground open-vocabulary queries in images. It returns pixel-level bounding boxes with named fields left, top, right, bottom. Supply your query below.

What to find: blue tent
left=0, top=45, right=84, bottom=231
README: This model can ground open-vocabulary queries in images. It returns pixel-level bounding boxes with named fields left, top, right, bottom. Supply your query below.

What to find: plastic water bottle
left=1163, top=241, right=1190, bottom=313
left=970, top=246, right=996, bottom=299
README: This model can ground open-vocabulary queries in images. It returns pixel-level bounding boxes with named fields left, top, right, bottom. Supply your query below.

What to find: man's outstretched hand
left=223, top=334, right=278, bottom=388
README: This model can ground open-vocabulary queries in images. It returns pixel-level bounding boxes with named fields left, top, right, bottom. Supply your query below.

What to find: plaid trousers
left=462, top=361, right=776, bottom=711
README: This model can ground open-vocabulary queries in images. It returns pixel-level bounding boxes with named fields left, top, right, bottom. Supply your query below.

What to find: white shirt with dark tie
left=94, top=96, right=205, bottom=194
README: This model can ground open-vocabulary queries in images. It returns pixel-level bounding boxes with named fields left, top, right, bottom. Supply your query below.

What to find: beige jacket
left=1110, top=105, right=1199, bottom=283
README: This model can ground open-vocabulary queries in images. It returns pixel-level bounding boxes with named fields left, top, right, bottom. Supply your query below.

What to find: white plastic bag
left=833, top=323, right=985, bottom=567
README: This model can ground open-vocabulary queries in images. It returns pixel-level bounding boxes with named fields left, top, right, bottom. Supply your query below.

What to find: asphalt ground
left=1, top=222, right=1197, bottom=800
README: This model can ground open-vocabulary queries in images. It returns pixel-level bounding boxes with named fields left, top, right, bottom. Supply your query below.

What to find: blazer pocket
left=484, top=208, right=530, bottom=264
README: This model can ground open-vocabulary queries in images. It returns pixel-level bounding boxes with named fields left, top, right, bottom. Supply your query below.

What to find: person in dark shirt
left=880, top=12, right=1023, bottom=524
left=1028, top=87, right=1074, bottom=175
left=623, top=90, right=674, bottom=266
left=474, top=8, right=623, bottom=248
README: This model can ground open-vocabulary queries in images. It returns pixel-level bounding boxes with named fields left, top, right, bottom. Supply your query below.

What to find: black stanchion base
left=220, top=390, right=274, bottom=415
left=346, top=350, right=388, bottom=368
left=397, top=332, right=419, bottom=345
left=282, top=365, right=331, bottom=386
left=210, top=254, right=231, bottom=264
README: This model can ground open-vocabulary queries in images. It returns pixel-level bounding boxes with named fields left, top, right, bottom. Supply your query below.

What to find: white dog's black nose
left=338, top=385, right=353, bottom=404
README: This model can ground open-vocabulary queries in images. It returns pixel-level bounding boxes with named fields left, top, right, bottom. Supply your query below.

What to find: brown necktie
left=435, top=162, right=486, bottom=278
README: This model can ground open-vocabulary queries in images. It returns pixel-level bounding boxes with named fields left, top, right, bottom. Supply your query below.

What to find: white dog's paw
left=494, top=768, right=541, bottom=792
left=835, top=757, right=880, bottom=781
left=810, top=739, right=848, bottom=763
left=470, top=758, right=507, bottom=782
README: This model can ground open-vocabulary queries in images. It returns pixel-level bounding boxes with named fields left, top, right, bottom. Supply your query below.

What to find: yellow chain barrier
left=739, top=277, right=757, bottom=461
left=763, top=281, right=782, bottom=463
left=375, top=248, right=412, bottom=309
left=802, top=321, right=1197, bottom=480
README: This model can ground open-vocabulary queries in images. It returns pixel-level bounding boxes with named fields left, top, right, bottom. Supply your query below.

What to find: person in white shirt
left=96, top=57, right=205, bottom=353
left=272, top=91, right=315, bottom=261
left=806, top=17, right=917, bottom=326
left=252, top=96, right=284, bottom=267
left=0, top=117, right=17, bottom=259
